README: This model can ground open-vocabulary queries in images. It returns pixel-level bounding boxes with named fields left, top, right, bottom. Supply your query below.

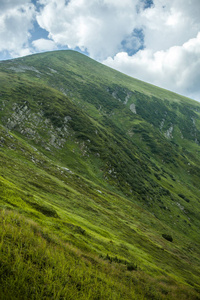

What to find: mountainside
left=0, top=50, right=200, bottom=299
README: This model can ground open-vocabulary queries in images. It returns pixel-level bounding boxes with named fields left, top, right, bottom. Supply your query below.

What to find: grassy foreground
left=1, top=209, right=199, bottom=300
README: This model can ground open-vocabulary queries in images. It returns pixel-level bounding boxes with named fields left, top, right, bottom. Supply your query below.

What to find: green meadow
left=0, top=50, right=200, bottom=299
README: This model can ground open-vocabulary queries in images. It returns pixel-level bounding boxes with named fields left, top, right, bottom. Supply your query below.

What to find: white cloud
left=36, top=0, right=140, bottom=60
left=139, top=0, right=200, bottom=52
left=0, top=0, right=29, bottom=11
left=0, top=0, right=35, bottom=58
left=32, top=38, right=58, bottom=51
left=103, top=32, right=200, bottom=100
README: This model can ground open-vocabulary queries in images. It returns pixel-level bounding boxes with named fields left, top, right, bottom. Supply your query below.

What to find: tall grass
left=0, top=209, right=199, bottom=300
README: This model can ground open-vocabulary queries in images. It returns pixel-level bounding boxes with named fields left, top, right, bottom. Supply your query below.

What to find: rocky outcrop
left=5, top=103, right=72, bottom=150
left=130, top=103, right=137, bottom=114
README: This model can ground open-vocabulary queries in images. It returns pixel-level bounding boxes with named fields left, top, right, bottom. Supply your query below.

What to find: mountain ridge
left=0, top=50, right=200, bottom=299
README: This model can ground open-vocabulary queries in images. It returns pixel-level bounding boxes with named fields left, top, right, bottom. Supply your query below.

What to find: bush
left=127, top=263, right=137, bottom=271
left=154, top=173, right=161, bottom=180
left=162, top=234, right=173, bottom=242
left=178, top=194, right=190, bottom=203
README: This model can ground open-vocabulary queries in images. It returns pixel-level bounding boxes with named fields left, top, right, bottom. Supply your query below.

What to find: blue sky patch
left=121, top=28, right=145, bottom=56
left=143, top=0, right=154, bottom=9
left=137, top=0, right=154, bottom=13
left=30, top=21, right=49, bottom=43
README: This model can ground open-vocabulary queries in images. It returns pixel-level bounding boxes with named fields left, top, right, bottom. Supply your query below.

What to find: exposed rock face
left=130, top=103, right=137, bottom=114
left=165, top=125, right=174, bottom=139
left=107, top=87, right=132, bottom=105
left=7, top=65, right=41, bottom=74
left=5, top=103, right=72, bottom=150
left=124, top=92, right=132, bottom=105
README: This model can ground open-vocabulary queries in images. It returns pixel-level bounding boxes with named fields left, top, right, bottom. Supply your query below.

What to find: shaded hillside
left=0, top=50, right=200, bottom=299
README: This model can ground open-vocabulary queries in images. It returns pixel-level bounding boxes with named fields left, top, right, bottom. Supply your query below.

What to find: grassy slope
left=0, top=50, right=200, bottom=299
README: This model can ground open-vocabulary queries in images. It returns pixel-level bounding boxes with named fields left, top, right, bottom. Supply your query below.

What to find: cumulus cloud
left=36, top=0, right=141, bottom=60
left=104, top=33, right=200, bottom=100
left=0, top=0, right=35, bottom=58
left=140, top=0, right=200, bottom=52
left=32, top=38, right=58, bottom=51
left=0, top=0, right=29, bottom=11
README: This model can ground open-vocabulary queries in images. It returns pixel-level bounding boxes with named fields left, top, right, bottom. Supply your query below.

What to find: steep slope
left=0, top=50, right=200, bottom=299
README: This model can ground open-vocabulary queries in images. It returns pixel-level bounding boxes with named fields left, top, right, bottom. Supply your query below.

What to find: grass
left=0, top=209, right=135, bottom=300
left=1, top=209, right=199, bottom=300
left=0, top=50, right=200, bottom=298
left=0, top=126, right=200, bottom=299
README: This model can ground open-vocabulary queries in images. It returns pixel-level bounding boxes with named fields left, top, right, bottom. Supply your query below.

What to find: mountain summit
left=0, top=50, right=200, bottom=299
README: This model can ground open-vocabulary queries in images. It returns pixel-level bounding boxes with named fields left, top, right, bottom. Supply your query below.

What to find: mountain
left=0, top=50, right=200, bottom=299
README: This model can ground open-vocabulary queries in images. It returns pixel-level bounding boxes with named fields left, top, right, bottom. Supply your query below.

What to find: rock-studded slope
left=0, top=50, right=200, bottom=299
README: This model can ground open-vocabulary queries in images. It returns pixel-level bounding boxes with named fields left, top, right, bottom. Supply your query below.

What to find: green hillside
left=0, top=50, right=200, bottom=299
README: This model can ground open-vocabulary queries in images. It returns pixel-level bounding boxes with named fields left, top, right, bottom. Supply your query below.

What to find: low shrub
left=127, top=263, right=137, bottom=271
left=162, top=234, right=173, bottom=242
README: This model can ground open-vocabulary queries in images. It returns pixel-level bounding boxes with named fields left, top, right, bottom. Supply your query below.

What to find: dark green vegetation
left=0, top=50, right=200, bottom=299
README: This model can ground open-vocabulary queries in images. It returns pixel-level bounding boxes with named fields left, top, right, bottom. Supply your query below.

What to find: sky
left=0, top=0, right=200, bottom=101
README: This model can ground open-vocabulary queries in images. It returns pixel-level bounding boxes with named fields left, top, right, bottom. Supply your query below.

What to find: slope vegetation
left=0, top=50, right=200, bottom=299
